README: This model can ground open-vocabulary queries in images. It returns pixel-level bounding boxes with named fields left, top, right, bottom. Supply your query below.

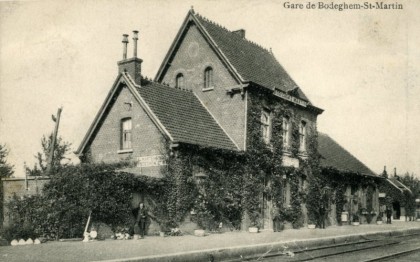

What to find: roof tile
left=136, top=79, right=237, bottom=151
left=195, top=14, right=311, bottom=103
left=318, top=132, right=377, bottom=177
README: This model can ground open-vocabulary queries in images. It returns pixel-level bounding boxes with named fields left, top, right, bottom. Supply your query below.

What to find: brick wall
left=247, top=90, right=319, bottom=151
left=86, top=85, right=166, bottom=177
left=2, top=176, right=50, bottom=226
left=160, top=24, right=246, bottom=150
left=118, top=58, right=142, bottom=85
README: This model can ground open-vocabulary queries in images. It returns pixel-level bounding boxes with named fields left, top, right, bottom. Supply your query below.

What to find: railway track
left=361, top=246, right=420, bottom=262
left=233, top=232, right=420, bottom=262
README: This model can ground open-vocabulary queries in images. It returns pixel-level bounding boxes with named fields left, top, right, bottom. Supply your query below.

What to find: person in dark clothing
left=132, top=202, right=149, bottom=239
left=319, top=203, right=326, bottom=229
left=271, top=206, right=281, bottom=232
left=386, top=208, right=392, bottom=224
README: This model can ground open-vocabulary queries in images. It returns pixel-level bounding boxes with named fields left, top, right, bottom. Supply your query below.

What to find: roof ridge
left=194, top=12, right=271, bottom=53
left=134, top=74, right=191, bottom=92
left=144, top=78, right=193, bottom=93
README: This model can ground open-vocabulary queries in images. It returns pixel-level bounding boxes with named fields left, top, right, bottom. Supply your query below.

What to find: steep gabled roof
left=155, top=9, right=313, bottom=104
left=195, top=14, right=311, bottom=102
left=318, top=132, right=377, bottom=177
left=135, top=79, right=238, bottom=151
left=76, top=73, right=238, bottom=155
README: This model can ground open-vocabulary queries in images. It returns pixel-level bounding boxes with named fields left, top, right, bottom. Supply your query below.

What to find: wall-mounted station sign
left=136, top=155, right=167, bottom=167
left=274, top=89, right=308, bottom=107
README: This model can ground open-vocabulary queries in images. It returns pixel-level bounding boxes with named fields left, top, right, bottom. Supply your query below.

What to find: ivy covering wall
left=158, top=87, right=321, bottom=230
left=318, top=167, right=380, bottom=225
left=242, top=87, right=318, bottom=228
left=378, top=177, right=415, bottom=218
left=4, top=87, right=393, bottom=240
left=2, top=163, right=165, bottom=240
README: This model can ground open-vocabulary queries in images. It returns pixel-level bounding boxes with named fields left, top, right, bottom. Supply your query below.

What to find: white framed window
left=299, top=120, right=307, bottom=152
left=176, top=73, right=184, bottom=88
left=204, top=67, right=213, bottom=89
left=261, top=109, right=271, bottom=144
left=121, top=118, right=132, bottom=150
left=282, top=116, right=291, bottom=150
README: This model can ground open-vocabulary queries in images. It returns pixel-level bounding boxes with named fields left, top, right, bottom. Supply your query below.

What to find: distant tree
left=1, top=143, right=14, bottom=226
left=400, top=172, right=420, bottom=197
left=0, top=144, right=14, bottom=178
left=400, top=172, right=420, bottom=220
left=27, top=134, right=72, bottom=176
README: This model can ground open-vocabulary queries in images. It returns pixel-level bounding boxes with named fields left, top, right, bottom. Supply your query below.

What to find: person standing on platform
left=132, top=202, right=149, bottom=239
left=319, top=203, right=326, bottom=229
left=386, top=207, right=392, bottom=224
left=271, top=206, right=281, bottom=232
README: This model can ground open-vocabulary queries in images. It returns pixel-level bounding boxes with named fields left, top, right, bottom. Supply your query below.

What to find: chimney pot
left=382, top=165, right=388, bottom=178
left=122, top=34, right=129, bottom=59
left=132, top=30, right=139, bottom=58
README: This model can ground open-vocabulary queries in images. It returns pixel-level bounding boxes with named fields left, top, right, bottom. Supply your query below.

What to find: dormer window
left=299, top=120, right=307, bottom=152
left=204, top=67, right=213, bottom=89
left=282, top=116, right=291, bottom=150
left=261, top=109, right=271, bottom=144
left=176, top=73, right=184, bottom=88
left=121, top=118, right=132, bottom=150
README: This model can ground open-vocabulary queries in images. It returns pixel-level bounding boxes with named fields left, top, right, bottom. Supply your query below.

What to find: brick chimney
left=382, top=166, right=388, bottom=178
left=233, top=29, right=245, bottom=38
left=118, top=30, right=142, bottom=85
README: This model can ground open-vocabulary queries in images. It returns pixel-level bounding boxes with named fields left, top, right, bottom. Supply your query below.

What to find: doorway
left=262, top=191, right=273, bottom=230
left=392, top=201, right=401, bottom=219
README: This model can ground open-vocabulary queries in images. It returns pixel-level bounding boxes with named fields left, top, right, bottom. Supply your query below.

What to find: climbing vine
left=156, top=87, right=320, bottom=230
left=243, top=87, right=316, bottom=228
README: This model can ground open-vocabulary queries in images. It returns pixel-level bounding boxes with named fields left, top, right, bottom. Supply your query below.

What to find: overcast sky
left=1, top=0, right=419, bottom=178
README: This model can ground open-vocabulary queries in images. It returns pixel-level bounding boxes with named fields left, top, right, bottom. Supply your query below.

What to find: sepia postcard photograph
left=1, top=0, right=419, bottom=261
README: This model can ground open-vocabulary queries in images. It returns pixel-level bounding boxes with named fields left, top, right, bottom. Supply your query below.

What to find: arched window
left=121, top=118, right=132, bottom=150
left=176, top=73, right=184, bottom=88
left=204, top=67, right=213, bottom=89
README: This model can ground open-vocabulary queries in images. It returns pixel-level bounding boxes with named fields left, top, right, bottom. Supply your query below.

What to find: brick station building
left=75, top=9, right=324, bottom=231
left=379, top=167, right=413, bottom=221
left=317, top=133, right=382, bottom=225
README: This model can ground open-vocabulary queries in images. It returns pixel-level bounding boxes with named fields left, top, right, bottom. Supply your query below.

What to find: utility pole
left=46, top=107, right=62, bottom=175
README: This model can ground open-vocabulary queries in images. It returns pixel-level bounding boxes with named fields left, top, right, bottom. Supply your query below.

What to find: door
left=262, top=192, right=273, bottom=230
left=392, top=202, right=401, bottom=219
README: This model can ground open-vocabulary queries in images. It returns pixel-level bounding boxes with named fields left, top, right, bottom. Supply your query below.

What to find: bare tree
left=27, top=134, right=72, bottom=176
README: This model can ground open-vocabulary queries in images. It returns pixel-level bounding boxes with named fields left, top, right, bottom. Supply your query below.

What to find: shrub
left=4, top=163, right=164, bottom=239
left=1, top=223, right=39, bottom=242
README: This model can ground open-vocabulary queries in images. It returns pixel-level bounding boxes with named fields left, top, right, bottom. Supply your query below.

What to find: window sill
left=117, top=149, right=133, bottom=154
left=262, top=142, right=273, bottom=151
left=298, top=151, right=308, bottom=159
left=282, top=147, right=292, bottom=155
left=202, top=87, right=214, bottom=92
